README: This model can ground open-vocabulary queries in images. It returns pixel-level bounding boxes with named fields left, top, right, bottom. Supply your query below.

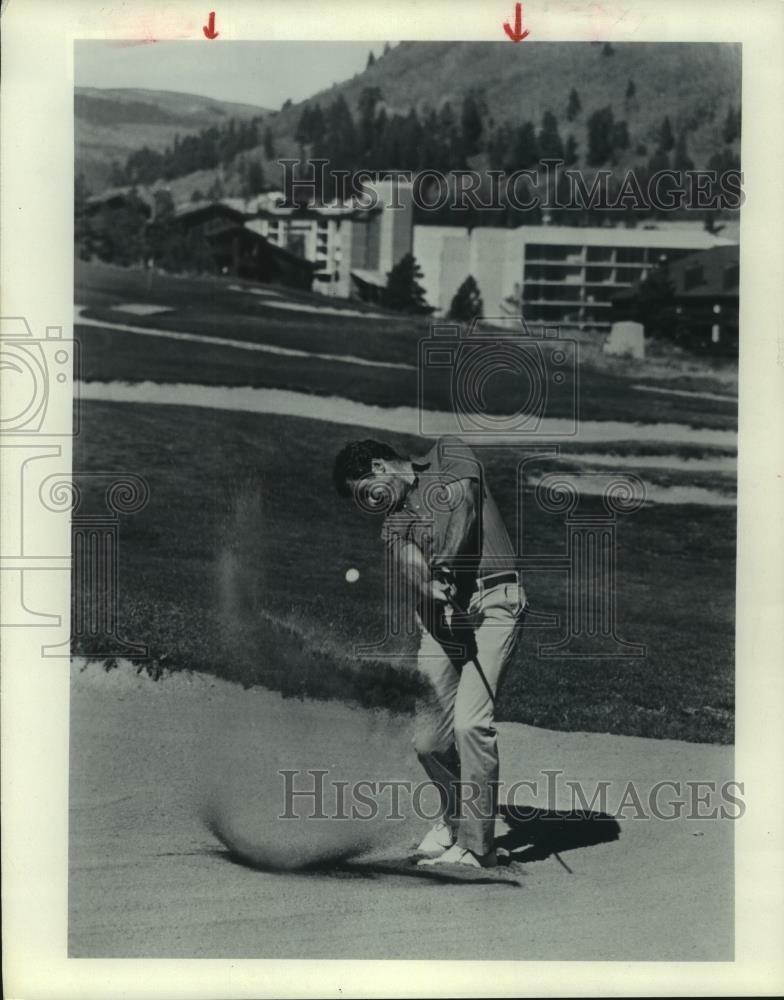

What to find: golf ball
left=345, top=568, right=360, bottom=584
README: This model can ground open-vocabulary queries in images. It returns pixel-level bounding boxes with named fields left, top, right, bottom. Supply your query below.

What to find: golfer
left=333, top=436, right=526, bottom=869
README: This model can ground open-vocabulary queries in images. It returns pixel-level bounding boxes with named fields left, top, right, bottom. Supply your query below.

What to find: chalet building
left=85, top=186, right=155, bottom=217
left=167, top=202, right=318, bottom=290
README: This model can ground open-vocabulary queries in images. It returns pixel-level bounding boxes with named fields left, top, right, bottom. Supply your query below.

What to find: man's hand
left=429, top=578, right=457, bottom=605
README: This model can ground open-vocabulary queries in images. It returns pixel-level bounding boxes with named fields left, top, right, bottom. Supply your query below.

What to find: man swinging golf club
left=333, top=436, right=526, bottom=869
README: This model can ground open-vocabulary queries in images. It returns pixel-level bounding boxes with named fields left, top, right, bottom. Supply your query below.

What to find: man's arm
left=429, top=477, right=480, bottom=576
left=398, top=541, right=455, bottom=605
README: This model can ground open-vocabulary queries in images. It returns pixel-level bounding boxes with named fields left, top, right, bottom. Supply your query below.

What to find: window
left=616, top=247, right=645, bottom=265
left=683, top=265, right=704, bottom=291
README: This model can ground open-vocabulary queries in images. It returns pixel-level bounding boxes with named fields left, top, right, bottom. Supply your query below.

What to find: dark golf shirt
left=381, top=437, right=520, bottom=601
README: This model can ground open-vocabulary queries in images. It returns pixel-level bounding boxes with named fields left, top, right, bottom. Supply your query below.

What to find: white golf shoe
left=417, top=843, right=498, bottom=869
left=415, top=819, right=456, bottom=857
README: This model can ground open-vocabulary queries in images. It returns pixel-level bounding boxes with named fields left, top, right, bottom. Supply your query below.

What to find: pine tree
left=538, top=110, right=564, bottom=160
left=461, top=94, right=483, bottom=157
left=586, top=107, right=615, bottom=166
left=244, top=159, right=265, bottom=195
left=611, top=120, right=630, bottom=152
left=673, top=133, right=694, bottom=173
left=382, top=253, right=430, bottom=313
left=508, top=121, right=540, bottom=170
left=366, top=50, right=376, bottom=69
left=648, top=148, right=670, bottom=174
left=206, top=176, right=225, bottom=200
left=383, top=42, right=391, bottom=56
left=564, top=134, right=579, bottom=166
left=634, top=264, right=676, bottom=341
left=438, top=102, right=466, bottom=168
left=658, top=116, right=675, bottom=152
left=96, top=190, right=148, bottom=266
left=566, top=88, right=582, bottom=122
left=722, top=106, right=741, bottom=144
left=109, top=160, right=126, bottom=186
left=448, top=275, right=484, bottom=320
left=358, top=87, right=382, bottom=157
left=487, top=121, right=512, bottom=171
left=74, top=173, right=93, bottom=259
left=263, top=126, right=275, bottom=160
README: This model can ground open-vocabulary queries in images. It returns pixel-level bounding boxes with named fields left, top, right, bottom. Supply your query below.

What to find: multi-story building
left=413, top=223, right=737, bottom=329
left=246, top=180, right=413, bottom=298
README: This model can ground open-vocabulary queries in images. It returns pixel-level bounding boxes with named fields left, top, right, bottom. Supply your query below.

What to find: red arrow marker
left=503, top=3, right=530, bottom=42
left=203, top=11, right=219, bottom=39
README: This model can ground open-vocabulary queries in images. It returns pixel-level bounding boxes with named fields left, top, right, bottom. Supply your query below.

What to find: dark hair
left=333, top=439, right=402, bottom=497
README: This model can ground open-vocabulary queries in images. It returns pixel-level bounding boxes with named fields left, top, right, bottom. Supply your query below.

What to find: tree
left=152, top=189, right=175, bottom=223
left=657, top=116, right=675, bottom=152
left=109, top=160, right=126, bottom=186
left=564, top=134, right=579, bottom=166
left=438, top=101, right=466, bottom=168
left=673, top=132, right=694, bottom=174
left=448, top=275, right=484, bottom=320
left=566, top=88, right=582, bottom=122
left=648, top=148, right=670, bottom=174
left=244, top=159, right=265, bottom=196
left=461, top=94, right=483, bottom=157
left=487, top=121, right=512, bottom=171
left=383, top=42, right=391, bottom=56
left=74, top=173, right=94, bottom=260
left=722, top=105, right=741, bottom=144
left=93, top=190, right=149, bottom=266
left=625, top=79, right=636, bottom=105
left=366, top=50, right=376, bottom=69
left=206, top=176, right=225, bottom=200
left=538, top=110, right=564, bottom=161
left=358, top=86, right=382, bottom=157
left=382, top=253, right=430, bottom=313
left=633, top=264, right=677, bottom=341
left=602, top=42, right=615, bottom=56
left=611, top=120, right=630, bottom=154
left=586, top=106, right=615, bottom=166
left=507, top=121, right=540, bottom=170
left=263, top=126, right=275, bottom=160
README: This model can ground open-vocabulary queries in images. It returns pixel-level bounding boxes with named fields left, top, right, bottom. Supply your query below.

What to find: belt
left=476, top=571, right=518, bottom=591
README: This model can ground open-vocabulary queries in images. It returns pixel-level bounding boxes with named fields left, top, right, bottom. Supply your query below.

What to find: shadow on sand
left=496, top=805, right=621, bottom=872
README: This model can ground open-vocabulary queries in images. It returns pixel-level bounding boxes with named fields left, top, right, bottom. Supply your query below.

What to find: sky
left=74, top=40, right=387, bottom=110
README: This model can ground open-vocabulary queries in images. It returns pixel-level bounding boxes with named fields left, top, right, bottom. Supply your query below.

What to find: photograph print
left=69, top=37, right=741, bottom=961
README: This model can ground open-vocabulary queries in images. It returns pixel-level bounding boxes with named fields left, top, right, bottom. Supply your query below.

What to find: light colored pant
left=413, top=581, right=525, bottom=855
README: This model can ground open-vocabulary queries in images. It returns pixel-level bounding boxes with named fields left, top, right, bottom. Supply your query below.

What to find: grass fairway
left=73, top=398, right=735, bottom=744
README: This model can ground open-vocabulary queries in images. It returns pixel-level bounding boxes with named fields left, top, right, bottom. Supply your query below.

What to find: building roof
left=517, top=224, right=736, bottom=250
left=351, top=268, right=387, bottom=289
left=172, top=201, right=247, bottom=223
